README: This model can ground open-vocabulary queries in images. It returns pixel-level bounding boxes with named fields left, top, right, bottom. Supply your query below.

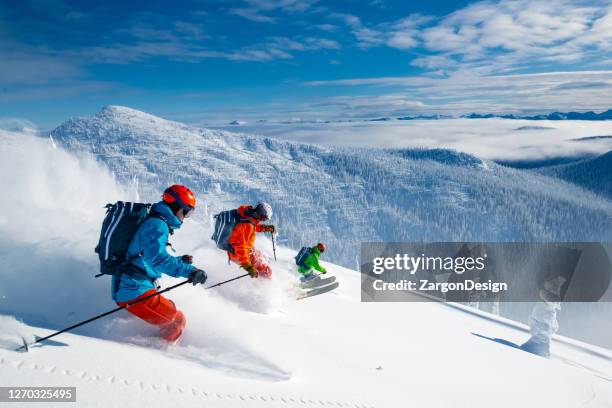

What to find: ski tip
left=296, top=282, right=340, bottom=300
left=18, top=337, right=29, bottom=353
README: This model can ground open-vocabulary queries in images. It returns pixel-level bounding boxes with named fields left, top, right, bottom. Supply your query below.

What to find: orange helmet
left=316, top=242, right=327, bottom=252
left=163, top=185, right=196, bottom=216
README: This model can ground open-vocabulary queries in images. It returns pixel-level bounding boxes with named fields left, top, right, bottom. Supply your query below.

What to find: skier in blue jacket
left=114, top=185, right=207, bottom=342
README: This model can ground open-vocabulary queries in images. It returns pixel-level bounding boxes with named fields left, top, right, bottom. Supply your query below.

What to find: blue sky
left=1, top=0, right=611, bottom=128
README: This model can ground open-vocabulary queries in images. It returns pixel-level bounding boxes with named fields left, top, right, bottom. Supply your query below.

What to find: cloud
left=387, top=31, right=417, bottom=49
left=327, top=0, right=611, bottom=75
left=0, top=24, right=88, bottom=88
left=329, top=12, right=427, bottom=50
left=244, top=0, right=319, bottom=13
left=226, top=48, right=293, bottom=62
left=553, top=81, right=612, bottom=90
left=0, top=80, right=114, bottom=103
left=228, top=8, right=276, bottom=23
left=172, top=21, right=208, bottom=40
left=222, top=36, right=339, bottom=62
left=416, top=0, right=612, bottom=72
left=304, top=94, right=426, bottom=118
left=304, top=76, right=426, bottom=87
left=77, top=21, right=339, bottom=64
left=119, top=21, right=208, bottom=43
left=306, top=1, right=612, bottom=116
left=3, top=0, right=610, bottom=115
left=329, top=13, right=384, bottom=49
left=233, top=116, right=612, bottom=163
left=0, top=49, right=84, bottom=86
left=313, top=24, right=337, bottom=32
left=229, top=0, right=320, bottom=23
left=0, top=117, right=38, bottom=132
left=303, top=70, right=612, bottom=115
left=329, top=13, right=361, bottom=28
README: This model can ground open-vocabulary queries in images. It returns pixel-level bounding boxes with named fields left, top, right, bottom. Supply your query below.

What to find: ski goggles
left=184, top=206, right=195, bottom=218
left=165, top=189, right=195, bottom=218
left=254, top=208, right=269, bottom=221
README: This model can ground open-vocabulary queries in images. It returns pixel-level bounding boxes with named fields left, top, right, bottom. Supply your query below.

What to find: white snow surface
left=0, top=127, right=611, bottom=407
left=1, top=261, right=612, bottom=408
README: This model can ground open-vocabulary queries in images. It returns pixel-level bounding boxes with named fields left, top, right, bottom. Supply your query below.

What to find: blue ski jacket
left=112, top=201, right=196, bottom=302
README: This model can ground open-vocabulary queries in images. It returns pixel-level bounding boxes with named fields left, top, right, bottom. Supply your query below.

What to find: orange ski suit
left=227, top=205, right=266, bottom=265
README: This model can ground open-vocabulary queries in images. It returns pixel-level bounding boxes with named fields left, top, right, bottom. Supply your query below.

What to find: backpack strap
left=235, top=207, right=255, bottom=227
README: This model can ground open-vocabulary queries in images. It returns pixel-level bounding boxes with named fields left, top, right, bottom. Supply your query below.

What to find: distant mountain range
left=367, top=109, right=612, bottom=122
left=463, top=109, right=612, bottom=121
left=367, top=114, right=453, bottom=121
left=225, top=110, right=612, bottom=125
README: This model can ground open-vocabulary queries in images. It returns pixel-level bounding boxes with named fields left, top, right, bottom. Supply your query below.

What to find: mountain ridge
left=463, top=109, right=612, bottom=121
left=50, top=106, right=612, bottom=268
left=538, top=151, right=612, bottom=199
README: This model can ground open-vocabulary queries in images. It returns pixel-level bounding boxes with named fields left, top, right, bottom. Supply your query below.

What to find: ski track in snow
left=0, top=356, right=372, bottom=408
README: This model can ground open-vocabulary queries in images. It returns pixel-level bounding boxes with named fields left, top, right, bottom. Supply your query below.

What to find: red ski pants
left=117, top=289, right=186, bottom=342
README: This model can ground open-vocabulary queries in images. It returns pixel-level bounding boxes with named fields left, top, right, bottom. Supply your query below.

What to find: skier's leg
left=250, top=250, right=272, bottom=278
left=227, top=250, right=241, bottom=266
left=160, top=311, right=186, bottom=342
left=521, top=300, right=560, bottom=357
left=521, top=274, right=565, bottom=357
left=118, top=290, right=187, bottom=342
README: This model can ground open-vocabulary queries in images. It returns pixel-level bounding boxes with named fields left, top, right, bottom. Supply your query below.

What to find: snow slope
left=538, top=151, right=612, bottom=199
left=1, top=125, right=612, bottom=407
left=50, top=106, right=612, bottom=270
left=1, top=261, right=612, bottom=408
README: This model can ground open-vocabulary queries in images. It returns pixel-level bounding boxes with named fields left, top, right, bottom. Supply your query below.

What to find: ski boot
left=300, top=272, right=320, bottom=284
left=520, top=336, right=550, bottom=358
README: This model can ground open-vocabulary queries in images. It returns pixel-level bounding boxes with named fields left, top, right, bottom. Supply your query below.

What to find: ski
left=298, top=276, right=336, bottom=289
left=297, top=282, right=339, bottom=300
left=21, top=337, right=29, bottom=352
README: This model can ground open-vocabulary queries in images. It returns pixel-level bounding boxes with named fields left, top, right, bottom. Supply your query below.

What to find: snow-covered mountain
left=50, top=106, right=612, bottom=269
left=538, top=151, right=612, bottom=199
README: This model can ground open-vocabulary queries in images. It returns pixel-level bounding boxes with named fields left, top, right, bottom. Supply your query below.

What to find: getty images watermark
left=361, top=242, right=612, bottom=303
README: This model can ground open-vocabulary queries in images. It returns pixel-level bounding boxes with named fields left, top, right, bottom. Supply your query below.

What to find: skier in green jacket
left=298, top=243, right=327, bottom=282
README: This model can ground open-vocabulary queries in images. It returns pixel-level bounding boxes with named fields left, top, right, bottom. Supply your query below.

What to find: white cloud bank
left=225, top=118, right=612, bottom=162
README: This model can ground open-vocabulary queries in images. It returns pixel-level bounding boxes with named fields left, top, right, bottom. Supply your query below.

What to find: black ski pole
left=271, top=232, right=277, bottom=261
left=204, top=273, right=249, bottom=289
left=17, top=273, right=250, bottom=352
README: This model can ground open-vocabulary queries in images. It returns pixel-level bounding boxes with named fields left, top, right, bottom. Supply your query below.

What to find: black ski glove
left=181, top=254, right=193, bottom=264
left=242, top=263, right=258, bottom=278
left=189, top=269, right=207, bottom=285
left=261, top=225, right=276, bottom=234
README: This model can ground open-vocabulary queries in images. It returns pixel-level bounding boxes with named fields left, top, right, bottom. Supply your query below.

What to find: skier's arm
left=255, top=223, right=266, bottom=233
left=142, top=221, right=196, bottom=279
left=306, top=253, right=327, bottom=273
